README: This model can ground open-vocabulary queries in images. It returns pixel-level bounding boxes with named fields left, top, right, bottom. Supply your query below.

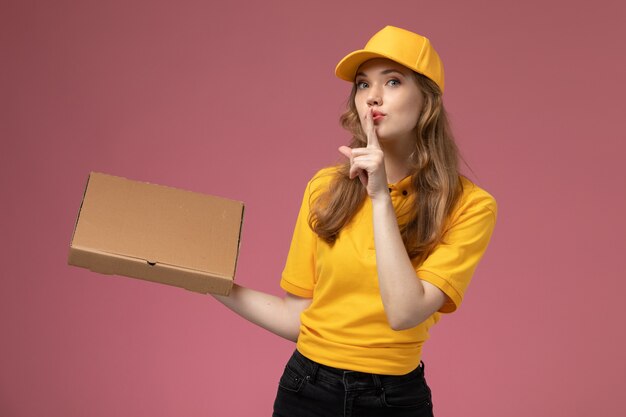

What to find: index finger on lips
left=365, top=108, right=381, bottom=149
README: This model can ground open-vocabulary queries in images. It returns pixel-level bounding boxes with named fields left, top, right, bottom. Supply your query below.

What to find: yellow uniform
left=281, top=166, right=497, bottom=375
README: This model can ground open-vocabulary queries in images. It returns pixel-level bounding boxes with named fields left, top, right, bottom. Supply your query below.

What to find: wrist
left=370, top=191, right=393, bottom=208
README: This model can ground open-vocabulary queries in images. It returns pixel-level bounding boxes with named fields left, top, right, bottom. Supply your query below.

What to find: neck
left=381, top=138, right=413, bottom=184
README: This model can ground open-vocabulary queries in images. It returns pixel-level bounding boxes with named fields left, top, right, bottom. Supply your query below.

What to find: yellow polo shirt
left=281, top=167, right=497, bottom=375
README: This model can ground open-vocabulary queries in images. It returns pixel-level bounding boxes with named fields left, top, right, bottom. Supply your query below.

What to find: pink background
left=2, top=1, right=625, bottom=416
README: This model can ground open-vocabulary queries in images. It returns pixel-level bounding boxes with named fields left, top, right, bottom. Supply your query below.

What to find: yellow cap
left=335, top=26, right=445, bottom=93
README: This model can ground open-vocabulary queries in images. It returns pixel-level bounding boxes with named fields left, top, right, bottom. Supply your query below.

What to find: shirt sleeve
left=416, top=181, right=497, bottom=313
left=280, top=176, right=319, bottom=298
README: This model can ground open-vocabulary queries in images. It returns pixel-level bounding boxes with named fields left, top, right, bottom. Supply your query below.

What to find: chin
left=376, top=131, right=397, bottom=142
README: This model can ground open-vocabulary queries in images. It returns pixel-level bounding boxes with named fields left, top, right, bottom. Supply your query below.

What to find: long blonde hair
left=309, top=72, right=463, bottom=262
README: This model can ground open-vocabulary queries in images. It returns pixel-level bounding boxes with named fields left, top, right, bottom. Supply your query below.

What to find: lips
left=371, top=110, right=385, bottom=121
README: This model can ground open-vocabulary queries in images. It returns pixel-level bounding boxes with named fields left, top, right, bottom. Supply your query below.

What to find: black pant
left=272, top=349, right=434, bottom=417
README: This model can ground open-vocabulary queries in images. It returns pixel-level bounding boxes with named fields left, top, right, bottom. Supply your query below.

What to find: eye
left=387, top=79, right=401, bottom=87
left=356, top=81, right=369, bottom=89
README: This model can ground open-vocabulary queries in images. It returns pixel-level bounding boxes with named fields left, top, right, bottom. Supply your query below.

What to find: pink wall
left=2, top=1, right=625, bottom=416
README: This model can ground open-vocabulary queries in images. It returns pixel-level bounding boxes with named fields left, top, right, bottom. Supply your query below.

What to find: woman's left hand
left=338, top=108, right=389, bottom=200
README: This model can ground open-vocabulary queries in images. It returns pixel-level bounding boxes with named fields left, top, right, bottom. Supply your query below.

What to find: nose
left=366, top=85, right=382, bottom=107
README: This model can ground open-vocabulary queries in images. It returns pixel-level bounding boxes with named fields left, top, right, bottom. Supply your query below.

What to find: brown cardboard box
left=68, top=172, right=244, bottom=295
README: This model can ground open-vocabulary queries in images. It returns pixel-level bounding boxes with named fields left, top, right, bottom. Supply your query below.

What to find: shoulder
left=451, top=176, right=498, bottom=223
left=310, top=165, right=341, bottom=183
left=306, top=165, right=342, bottom=195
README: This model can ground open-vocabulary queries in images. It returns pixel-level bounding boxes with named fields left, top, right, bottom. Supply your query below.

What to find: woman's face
left=354, top=58, right=423, bottom=146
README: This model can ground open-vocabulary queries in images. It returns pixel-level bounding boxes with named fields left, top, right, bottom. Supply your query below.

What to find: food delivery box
left=68, top=172, right=244, bottom=295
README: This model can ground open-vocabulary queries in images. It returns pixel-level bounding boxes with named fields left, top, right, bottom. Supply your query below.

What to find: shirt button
left=402, top=190, right=408, bottom=196
left=388, top=188, right=392, bottom=193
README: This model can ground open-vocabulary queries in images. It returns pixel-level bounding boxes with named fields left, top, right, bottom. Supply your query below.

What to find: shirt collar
left=388, top=175, right=412, bottom=196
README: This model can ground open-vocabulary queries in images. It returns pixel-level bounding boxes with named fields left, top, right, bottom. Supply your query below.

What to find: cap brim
left=335, top=50, right=400, bottom=82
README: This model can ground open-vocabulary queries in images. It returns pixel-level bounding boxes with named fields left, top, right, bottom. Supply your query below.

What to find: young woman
left=213, top=26, right=497, bottom=417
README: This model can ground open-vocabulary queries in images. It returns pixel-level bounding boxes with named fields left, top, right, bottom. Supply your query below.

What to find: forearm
left=340, top=107, right=445, bottom=329
left=211, top=284, right=306, bottom=342
left=371, top=196, right=440, bottom=330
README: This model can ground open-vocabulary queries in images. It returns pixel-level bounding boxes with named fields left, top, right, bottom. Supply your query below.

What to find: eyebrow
left=355, top=69, right=406, bottom=78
